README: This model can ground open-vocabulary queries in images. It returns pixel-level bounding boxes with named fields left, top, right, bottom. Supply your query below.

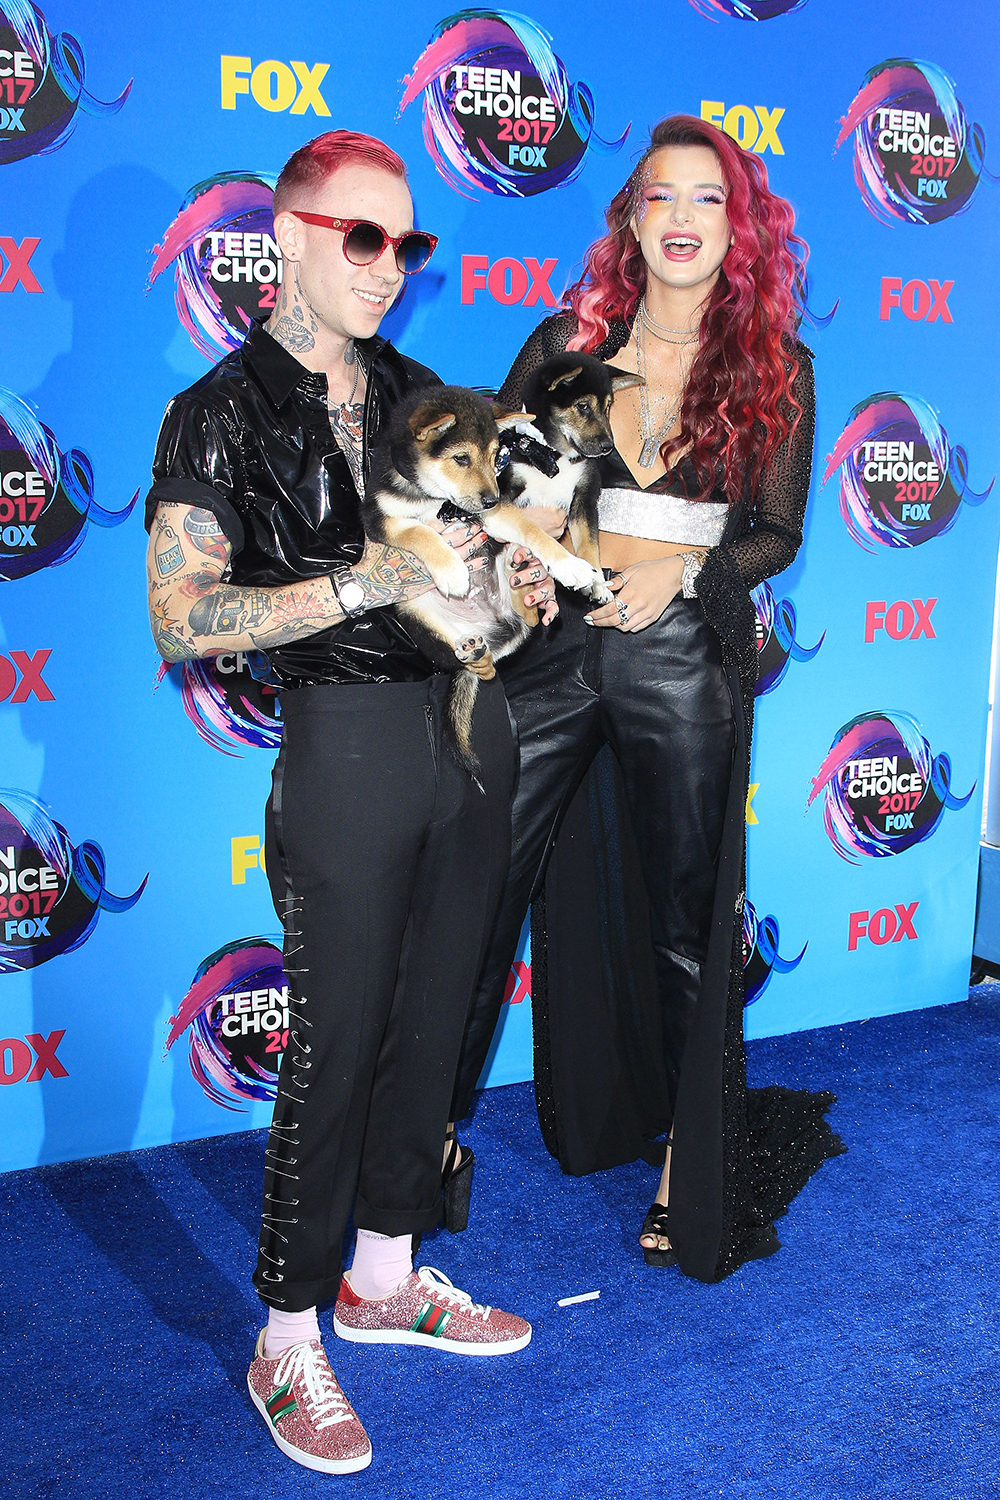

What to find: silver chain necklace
left=636, top=311, right=687, bottom=468
left=637, top=297, right=700, bottom=346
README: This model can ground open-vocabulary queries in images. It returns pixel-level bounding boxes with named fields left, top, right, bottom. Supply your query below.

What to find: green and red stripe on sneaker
left=334, top=1265, right=531, bottom=1356
left=247, top=1334, right=371, bottom=1474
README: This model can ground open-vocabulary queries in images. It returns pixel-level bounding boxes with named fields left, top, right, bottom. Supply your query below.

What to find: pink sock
left=349, top=1229, right=413, bottom=1301
left=264, top=1305, right=321, bottom=1359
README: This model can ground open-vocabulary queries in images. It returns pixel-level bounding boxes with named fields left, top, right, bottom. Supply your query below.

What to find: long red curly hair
left=565, top=115, right=808, bottom=502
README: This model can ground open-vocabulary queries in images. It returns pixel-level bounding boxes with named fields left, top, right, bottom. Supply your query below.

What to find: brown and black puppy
left=502, top=353, right=641, bottom=607
left=363, top=384, right=607, bottom=776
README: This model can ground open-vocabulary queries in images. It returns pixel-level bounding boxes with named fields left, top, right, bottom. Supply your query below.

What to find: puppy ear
left=605, top=364, right=644, bottom=392
left=547, top=365, right=583, bottom=392
left=409, top=406, right=456, bottom=443
left=491, top=404, right=529, bottom=431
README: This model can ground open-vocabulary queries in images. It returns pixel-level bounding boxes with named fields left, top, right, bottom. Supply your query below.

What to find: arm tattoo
left=183, top=507, right=229, bottom=565
left=154, top=524, right=185, bottom=577
left=349, top=543, right=433, bottom=607
left=150, top=596, right=195, bottom=662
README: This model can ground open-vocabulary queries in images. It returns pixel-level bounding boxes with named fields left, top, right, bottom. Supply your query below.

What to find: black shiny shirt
left=145, top=322, right=442, bottom=687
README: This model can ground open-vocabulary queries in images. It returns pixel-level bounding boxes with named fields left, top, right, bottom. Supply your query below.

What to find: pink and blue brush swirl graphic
left=689, top=0, right=807, bottom=17
left=0, top=1, right=131, bottom=164
left=158, top=656, right=282, bottom=756
left=166, top=938, right=289, bottom=1110
left=823, top=392, right=992, bottom=552
left=0, top=386, right=137, bottom=581
left=742, top=899, right=806, bottom=1007
left=399, top=9, right=628, bottom=198
left=0, top=789, right=146, bottom=973
left=147, top=172, right=277, bottom=362
left=807, top=711, right=973, bottom=864
left=835, top=59, right=990, bottom=226
left=752, top=582, right=824, bottom=696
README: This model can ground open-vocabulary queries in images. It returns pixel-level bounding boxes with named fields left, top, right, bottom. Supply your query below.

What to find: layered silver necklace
left=635, top=299, right=699, bottom=468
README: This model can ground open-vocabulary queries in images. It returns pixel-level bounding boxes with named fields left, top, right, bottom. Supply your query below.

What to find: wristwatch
left=680, top=552, right=704, bottom=600
left=331, top=568, right=367, bottom=618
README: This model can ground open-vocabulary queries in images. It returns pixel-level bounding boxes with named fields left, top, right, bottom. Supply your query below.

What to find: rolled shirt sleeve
left=145, top=396, right=246, bottom=554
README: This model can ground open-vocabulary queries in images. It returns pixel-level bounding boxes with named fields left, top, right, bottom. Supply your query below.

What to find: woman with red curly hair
left=450, top=115, right=843, bottom=1282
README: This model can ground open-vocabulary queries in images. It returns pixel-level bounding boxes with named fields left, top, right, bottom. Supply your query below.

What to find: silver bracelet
left=680, top=552, right=703, bottom=599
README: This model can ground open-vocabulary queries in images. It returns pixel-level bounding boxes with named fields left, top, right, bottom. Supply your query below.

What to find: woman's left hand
left=586, top=557, right=685, bottom=632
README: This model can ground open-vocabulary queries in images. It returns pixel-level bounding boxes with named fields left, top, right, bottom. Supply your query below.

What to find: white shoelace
left=273, top=1341, right=354, bottom=1429
left=417, top=1265, right=492, bottom=1322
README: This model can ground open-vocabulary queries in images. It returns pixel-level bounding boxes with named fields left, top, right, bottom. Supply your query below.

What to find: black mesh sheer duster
left=500, top=311, right=844, bottom=1283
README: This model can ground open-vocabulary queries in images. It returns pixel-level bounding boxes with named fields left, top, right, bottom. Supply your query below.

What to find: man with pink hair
left=145, top=131, right=548, bottom=1473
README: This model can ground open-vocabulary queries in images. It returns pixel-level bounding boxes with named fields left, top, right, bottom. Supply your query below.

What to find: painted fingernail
left=510, top=575, right=521, bottom=587
left=584, top=615, right=594, bottom=626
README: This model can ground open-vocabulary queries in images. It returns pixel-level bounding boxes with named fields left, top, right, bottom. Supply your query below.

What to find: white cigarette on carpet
left=557, top=1291, right=601, bottom=1306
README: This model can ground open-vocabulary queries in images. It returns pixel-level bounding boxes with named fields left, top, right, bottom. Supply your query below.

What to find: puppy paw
left=455, top=637, right=496, bottom=680
left=432, top=554, right=472, bottom=598
left=549, top=553, right=605, bottom=595
left=589, top=580, right=614, bottom=606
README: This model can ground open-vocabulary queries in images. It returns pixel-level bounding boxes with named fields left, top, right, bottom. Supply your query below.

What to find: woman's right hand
left=518, top=505, right=568, bottom=540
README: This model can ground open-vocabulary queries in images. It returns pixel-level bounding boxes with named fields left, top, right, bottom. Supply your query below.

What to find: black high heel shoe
left=442, top=1129, right=475, bottom=1233
left=640, top=1203, right=677, bottom=1268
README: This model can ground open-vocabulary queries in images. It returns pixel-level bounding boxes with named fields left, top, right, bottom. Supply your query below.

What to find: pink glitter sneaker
left=246, top=1333, right=372, bottom=1474
left=334, top=1265, right=532, bottom=1356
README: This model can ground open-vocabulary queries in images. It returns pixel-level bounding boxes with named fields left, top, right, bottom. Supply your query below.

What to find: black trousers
left=451, top=589, right=735, bottom=1122
left=254, top=674, right=515, bottom=1311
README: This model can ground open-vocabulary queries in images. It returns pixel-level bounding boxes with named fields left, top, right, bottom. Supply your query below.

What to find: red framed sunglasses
left=289, top=211, right=438, bottom=274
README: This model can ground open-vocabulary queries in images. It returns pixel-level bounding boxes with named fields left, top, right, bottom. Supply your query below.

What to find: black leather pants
left=451, top=586, right=735, bottom=1121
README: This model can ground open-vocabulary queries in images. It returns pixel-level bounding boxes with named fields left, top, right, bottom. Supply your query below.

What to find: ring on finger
left=616, top=598, right=630, bottom=624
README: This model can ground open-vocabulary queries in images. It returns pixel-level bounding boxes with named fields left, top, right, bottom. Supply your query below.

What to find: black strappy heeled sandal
left=640, top=1202, right=678, bottom=1268
left=442, top=1129, right=475, bottom=1233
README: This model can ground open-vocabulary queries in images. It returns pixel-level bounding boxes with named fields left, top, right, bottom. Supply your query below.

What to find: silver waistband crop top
left=598, top=487, right=728, bottom=546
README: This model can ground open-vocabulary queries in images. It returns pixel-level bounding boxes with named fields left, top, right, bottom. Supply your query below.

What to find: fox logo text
left=166, top=938, right=292, bottom=1110
left=0, top=6, right=130, bottom=164
left=879, top=277, right=952, bottom=323
left=700, top=101, right=784, bottom=154
left=460, top=254, right=558, bottom=307
left=148, top=173, right=278, bottom=361
left=0, top=649, right=53, bottom=702
left=824, top=392, right=992, bottom=551
left=807, top=711, right=972, bottom=862
left=220, top=57, right=330, bottom=116
left=0, top=1030, right=67, bottom=1084
left=400, top=10, right=627, bottom=197
left=836, top=61, right=989, bottom=226
left=0, top=235, right=40, bottom=291
left=864, top=600, right=936, bottom=643
left=848, top=903, right=918, bottom=951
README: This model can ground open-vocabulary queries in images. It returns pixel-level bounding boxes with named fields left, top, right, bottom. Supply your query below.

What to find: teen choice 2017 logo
left=148, top=172, right=278, bottom=361
left=835, top=59, right=989, bottom=226
left=0, top=788, right=146, bottom=973
left=399, top=10, right=628, bottom=198
left=807, top=710, right=973, bottom=863
left=0, top=1, right=130, bottom=164
left=688, top=0, right=807, bottom=17
left=158, top=652, right=282, bottom=757
left=0, top=386, right=137, bottom=581
left=741, top=898, right=805, bottom=1006
left=823, top=392, right=992, bottom=552
left=166, top=937, right=291, bottom=1110
left=752, top=582, right=824, bottom=696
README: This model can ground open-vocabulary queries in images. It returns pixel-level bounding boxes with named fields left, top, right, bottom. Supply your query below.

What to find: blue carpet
left=5, top=988, right=1000, bottom=1500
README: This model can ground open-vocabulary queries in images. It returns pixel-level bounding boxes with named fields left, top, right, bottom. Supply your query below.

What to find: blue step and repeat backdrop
left=1, top=0, right=998, bottom=1170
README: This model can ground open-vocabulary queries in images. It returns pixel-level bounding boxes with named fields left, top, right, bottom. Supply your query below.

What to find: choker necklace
left=638, top=299, right=700, bottom=345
